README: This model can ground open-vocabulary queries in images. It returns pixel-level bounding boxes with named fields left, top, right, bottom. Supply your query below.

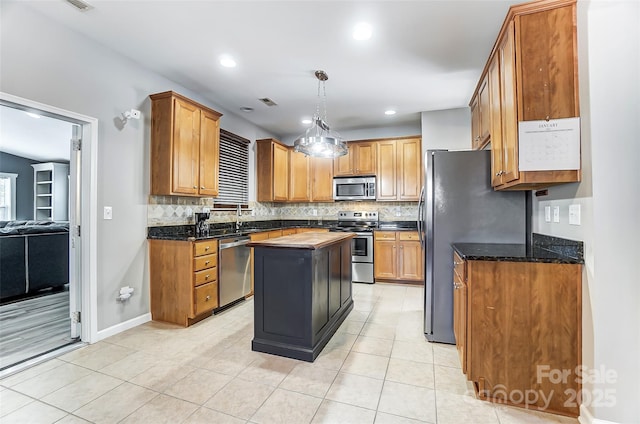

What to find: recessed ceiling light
left=353, top=22, right=372, bottom=41
left=220, top=55, right=237, bottom=68
left=301, top=118, right=312, bottom=125
left=25, top=112, right=41, bottom=119
left=384, top=110, right=397, bottom=116
left=240, top=107, right=254, bottom=113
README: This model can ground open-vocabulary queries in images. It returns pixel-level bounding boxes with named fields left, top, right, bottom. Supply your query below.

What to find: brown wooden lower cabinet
left=454, top=253, right=582, bottom=416
left=374, top=231, right=424, bottom=284
left=149, top=239, right=219, bottom=327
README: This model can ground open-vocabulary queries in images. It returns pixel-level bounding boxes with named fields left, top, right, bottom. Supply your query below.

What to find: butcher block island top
left=247, top=231, right=355, bottom=250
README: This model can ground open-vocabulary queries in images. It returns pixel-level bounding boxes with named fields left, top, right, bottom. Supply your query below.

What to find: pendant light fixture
left=294, top=70, right=347, bottom=158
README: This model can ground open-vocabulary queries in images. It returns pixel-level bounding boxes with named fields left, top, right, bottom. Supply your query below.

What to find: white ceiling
left=8, top=0, right=511, bottom=141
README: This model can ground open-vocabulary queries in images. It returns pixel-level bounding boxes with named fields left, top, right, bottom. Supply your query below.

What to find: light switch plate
left=544, top=206, right=551, bottom=223
left=553, top=206, right=560, bottom=223
left=569, top=204, right=581, bottom=225
left=103, top=206, right=113, bottom=220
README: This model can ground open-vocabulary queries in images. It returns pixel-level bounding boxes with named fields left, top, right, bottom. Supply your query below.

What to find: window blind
left=215, top=129, right=249, bottom=206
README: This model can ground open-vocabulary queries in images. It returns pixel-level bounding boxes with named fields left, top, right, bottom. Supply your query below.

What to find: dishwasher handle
left=219, top=238, right=251, bottom=249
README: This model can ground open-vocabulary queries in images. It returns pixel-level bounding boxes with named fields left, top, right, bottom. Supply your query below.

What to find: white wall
left=421, top=107, right=471, bottom=152
left=0, top=3, right=274, bottom=333
left=532, top=1, right=639, bottom=422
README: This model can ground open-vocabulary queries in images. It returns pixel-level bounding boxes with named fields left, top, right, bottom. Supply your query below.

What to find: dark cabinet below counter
left=452, top=237, right=583, bottom=417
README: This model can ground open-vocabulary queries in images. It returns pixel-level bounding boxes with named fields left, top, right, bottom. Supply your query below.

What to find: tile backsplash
left=148, top=195, right=418, bottom=226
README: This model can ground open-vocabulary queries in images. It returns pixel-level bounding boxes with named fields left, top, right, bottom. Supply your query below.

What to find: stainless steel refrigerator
left=418, top=149, right=527, bottom=344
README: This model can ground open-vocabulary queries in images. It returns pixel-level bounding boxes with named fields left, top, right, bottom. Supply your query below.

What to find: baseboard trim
left=579, top=404, right=621, bottom=424
left=95, top=313, right=151, bottom=342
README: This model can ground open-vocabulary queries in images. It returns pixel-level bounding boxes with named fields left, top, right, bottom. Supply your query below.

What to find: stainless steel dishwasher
left=218, top=236, right=251, bottom=309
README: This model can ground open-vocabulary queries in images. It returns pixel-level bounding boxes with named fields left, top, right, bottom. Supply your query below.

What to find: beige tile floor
left=0, top=283, right=580, bottom=424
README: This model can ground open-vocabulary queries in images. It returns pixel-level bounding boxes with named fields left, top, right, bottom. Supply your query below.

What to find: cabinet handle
left=201, top=186, right=205, bottom=189
left=205, top=246, right=210, bottom=251
left=205, top=274, right=210, bottom=280
left=193, top=186, right=197, bottom=189
left=205, top=295, right=211, bottom=301
left=205, top=260, right=210, bottom=265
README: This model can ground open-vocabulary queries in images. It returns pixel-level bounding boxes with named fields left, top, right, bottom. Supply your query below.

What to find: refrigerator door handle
left=417, top=186, right=425, bottom=248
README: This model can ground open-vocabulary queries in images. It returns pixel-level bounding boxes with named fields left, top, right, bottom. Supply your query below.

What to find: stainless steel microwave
left=333, top=176, right=376, bottom=201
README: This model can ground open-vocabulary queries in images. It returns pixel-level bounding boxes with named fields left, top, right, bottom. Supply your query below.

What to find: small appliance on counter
left=194, top=212, right=210, bottom=237
left=331, top=210, right=378, bottom=284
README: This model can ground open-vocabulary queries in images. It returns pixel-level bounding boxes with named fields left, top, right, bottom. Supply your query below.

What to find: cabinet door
left=374, top=234, right=397, bottom=279
left=398, top=138, right=421, bottom=201
left=310, top=157, right=334, bottom=202
left=478, top=76, right=491, bottom=145
left=333, top=147, right=354, bottom=176
left=172, top=98, right=200, bottom=195
left=289, top=150, right=310, bottom=201
left=470, top=96, right=481, bottom=149
left=272, top=143, right=289, bottom=201
left=453, top=275, right=467, bottom=374
left=199, top=109, right=220, bottom=197
left=499, top=21, right=519, bottom=184
left=398, top=239, right=423, bottom=281
left=376, top=140, right=397, bottom=200
left=353, top=142, right=376, bottom=175
left=488, top=55, right=504, bottom=187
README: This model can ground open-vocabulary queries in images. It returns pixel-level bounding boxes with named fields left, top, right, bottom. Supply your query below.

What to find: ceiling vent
left=258, top=98, right=278, bottom=107
left=64, top=0, right=93, bottom=12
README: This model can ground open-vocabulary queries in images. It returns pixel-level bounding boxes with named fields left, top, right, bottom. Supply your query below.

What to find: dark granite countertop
left=452, top=234, right=584, bottom=264
left=148, top=219, right=337, bottom=241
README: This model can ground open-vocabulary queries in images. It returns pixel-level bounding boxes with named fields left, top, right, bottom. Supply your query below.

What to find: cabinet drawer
left=194, top=282, right=218, bottom=315
left=194, top=240, right=217, bottom=257
left=194, top=253, right=217, bottom=271
left=453, top=251, right=466, bottom=281
left=194, top=267, right=217, bottom=286
left=399, top=231, right=419, bottom=241
left=374, top=231, right=397, bottom=240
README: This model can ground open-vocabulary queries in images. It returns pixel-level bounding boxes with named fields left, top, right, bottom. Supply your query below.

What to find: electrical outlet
left=312, top=209, right=318, bottom=216
left=569, top=204, right=581, bottom=225
left=553, top=206, right=560, bottom=223
left=103, top=206, right=113, bottom=220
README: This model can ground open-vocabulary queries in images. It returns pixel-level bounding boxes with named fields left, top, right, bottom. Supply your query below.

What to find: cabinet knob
left=201, top=186, right=205, bottom=189
left=193, top=186, right=197, bottom=189
left=205, top=295, right=211, bottom=301
left=205, top=260, right=210, bottom=265
left=205, top=246, right=210, bottom=251
left=205, top=274, right=210, bottom=280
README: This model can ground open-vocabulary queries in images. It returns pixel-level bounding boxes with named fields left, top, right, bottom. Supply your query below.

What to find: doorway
left=0, top=94, right=97, bottom=371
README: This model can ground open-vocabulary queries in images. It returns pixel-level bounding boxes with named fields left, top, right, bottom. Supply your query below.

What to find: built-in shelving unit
left=31, top=162, right=69, bottom=221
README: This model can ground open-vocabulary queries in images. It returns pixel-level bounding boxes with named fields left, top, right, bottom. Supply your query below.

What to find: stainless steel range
left=333, top=211, right=378, bottom=284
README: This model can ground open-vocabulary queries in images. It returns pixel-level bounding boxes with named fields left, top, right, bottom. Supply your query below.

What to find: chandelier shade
left=293, top=70, right=347, bottom=158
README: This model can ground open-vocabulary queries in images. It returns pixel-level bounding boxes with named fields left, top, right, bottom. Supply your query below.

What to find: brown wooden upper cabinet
left=150, top=91, right=222, bottom=197
left=471, top=0, right=581, bottom=190
left=257, top=139, right=334, bottom=203
left=376, top=137, right=422, bottom=201
left=256, top=138, right=289, bottom=202
left=333, top=141, right=377, bottom=176
left=288, top=149, right=310, bottom=202
left=470, top=75, right=490, bottom=150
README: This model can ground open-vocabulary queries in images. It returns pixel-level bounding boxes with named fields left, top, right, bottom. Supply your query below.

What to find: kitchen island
left=248, top=232, right=355, bottom=362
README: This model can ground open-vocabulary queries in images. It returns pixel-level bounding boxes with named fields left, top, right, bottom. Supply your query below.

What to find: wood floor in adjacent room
left=0, top=290, right=75, bottom=370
